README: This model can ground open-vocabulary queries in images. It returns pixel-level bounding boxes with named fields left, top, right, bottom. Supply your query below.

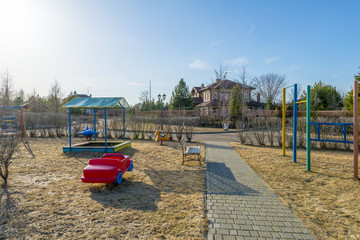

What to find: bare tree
left=214, top=64, right=228, bottom=81
left=139, top=90, right=150, bottom=103
left=252, top=73, right=287, bottom=104
left=0, top=70, right=14, bottom=106
left=287, top=83, right=302, bottom=104
left=235, top=65, right=252, bottom=112
left=213, top=65, right=230, bottom=121
left=236, top=65, right=251, bottom=86
left=48, top=79, right=63, bottom=113
left=27, top=88, right=39, bottom=102
left=14, top=89, right=25, bottom=106
left=0, top=135, right=19, bottom=187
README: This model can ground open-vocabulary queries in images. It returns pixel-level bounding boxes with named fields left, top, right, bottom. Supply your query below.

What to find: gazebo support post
left=69, top=108, right=72, bottom=150
left=105, top=108, right=107, bottom=152
left=123, top=107, right=126, bottom=142
left=94, top=109, right=97, bottom=141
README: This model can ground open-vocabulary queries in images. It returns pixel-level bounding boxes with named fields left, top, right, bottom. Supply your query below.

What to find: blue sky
left=0, top=0, right=359, bottom=105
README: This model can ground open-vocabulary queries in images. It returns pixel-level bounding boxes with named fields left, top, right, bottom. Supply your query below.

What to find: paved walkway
left=205, top=141, right=315, bottom=240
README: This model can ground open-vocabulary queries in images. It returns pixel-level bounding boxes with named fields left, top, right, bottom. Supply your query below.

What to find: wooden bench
left=180, top=137, right=201, bottom=165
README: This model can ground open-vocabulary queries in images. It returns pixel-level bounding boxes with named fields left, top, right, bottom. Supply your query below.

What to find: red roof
left=198, top=79, right=255, bottom=91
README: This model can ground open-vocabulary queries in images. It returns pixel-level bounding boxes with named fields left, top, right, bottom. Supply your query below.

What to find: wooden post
left=293, top=84, right=297, bottom=162
left=354, top=80, right=358, bottom=178
left=282, top=88, right=286, bottom=156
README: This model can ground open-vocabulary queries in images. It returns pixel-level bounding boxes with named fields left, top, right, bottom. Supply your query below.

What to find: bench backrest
left=180, top=137, right=187, bottom=154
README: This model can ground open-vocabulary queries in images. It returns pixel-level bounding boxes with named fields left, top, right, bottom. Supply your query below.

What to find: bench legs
left=182, top=154, right=201, bottom=165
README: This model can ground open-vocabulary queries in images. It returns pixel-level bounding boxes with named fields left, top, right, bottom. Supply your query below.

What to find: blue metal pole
left=105, top=108, right=107, bottom=152
left=94, top=109, right=97, bottom=141
left=293, top=84, right=297, bottom=162
left=69, top=108, right=72, bottom=150
left=123, top=107, right=126, bottom=142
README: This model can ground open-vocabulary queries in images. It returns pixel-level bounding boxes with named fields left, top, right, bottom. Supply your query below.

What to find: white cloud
left=248, top=24, right=256, bottom=35
left=288, top=65, right=301, bottom=71
left=264, top=57, right=281, bottom=64
left=188, top=59, right=208, bottom=70
left=225, top=57, right=249, bottom=66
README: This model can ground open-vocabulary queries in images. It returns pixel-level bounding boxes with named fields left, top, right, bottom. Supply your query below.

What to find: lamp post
left=158, top=93, right=166, bottom=130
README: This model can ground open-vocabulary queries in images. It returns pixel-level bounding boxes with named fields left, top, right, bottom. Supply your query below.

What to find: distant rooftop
left=64, top=97, right=129, bottom=109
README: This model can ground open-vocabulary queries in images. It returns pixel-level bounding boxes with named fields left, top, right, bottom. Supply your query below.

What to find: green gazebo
left=63, top=97, right=131, bottom=153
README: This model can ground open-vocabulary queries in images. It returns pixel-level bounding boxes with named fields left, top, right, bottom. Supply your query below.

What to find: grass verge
left=1, top=138, right=206, bottom=239
left=230, top=143, right=360, bottom=240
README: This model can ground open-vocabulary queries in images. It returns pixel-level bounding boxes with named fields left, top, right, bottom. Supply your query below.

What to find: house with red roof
left=191, top=79, right=265, bottom=117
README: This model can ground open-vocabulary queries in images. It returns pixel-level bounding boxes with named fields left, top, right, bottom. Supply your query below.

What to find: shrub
left=0, top=135, right=19, bottom=187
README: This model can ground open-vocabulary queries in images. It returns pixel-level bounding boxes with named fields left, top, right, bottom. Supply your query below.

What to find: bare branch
left=252, top=73, right=287, bottom=103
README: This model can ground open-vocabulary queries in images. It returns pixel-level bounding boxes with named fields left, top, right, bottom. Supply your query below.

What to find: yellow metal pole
left=282, top=88, right=286, bottom=156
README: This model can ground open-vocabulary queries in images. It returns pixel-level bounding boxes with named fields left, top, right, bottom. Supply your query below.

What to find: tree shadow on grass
left=0, top=187, right=18, bottom=238
left=143, top=169, right=205, bottom=194
left=89, top=180, right=160, bottom=212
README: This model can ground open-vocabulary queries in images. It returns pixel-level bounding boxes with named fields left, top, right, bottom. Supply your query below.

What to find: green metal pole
left=306, top=85, right=311, bottom=171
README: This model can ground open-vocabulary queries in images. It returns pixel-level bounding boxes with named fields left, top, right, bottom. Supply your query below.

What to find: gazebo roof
left=64, top=97, right=129, bottom=109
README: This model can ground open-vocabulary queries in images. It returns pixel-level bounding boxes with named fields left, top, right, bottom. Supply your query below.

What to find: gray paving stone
left=223, top=235, right=236, bottom=240
left=205, top=142, right=315, bottom=240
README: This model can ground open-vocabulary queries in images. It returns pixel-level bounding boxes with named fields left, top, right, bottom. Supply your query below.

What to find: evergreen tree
left=169, top=79, right=194, bottom=110
left=265, top=96, right=273, bottom=110
left=300, top=81, right=342, bottom=110
left=344, top=71, right=360, bottom=111
left=228, top=84, right=244, bottom=123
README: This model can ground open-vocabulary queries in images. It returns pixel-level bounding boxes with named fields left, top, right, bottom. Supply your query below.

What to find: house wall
left=204, top=90, right=211, bottom=102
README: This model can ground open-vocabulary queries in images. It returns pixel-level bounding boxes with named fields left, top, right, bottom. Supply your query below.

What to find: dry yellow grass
left=0, top=138, right=206, bottom=239
left=230, top=143, right=360, bottom=240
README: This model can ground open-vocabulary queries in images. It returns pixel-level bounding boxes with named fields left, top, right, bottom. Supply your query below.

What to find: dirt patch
left=230, top=143, right=360, bottom=240
left=0, top=138, right=206, bottom=239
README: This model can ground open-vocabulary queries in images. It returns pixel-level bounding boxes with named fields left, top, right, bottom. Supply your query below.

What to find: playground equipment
left=282, top=81, right=359, bottom=178
left=63, top=97, right=131, bottom=153
left=0, top=106, right=26, bottom=138
left=154, top=130, right=168, bottom=145
left=77, top=126, right=99, bottom=140
left=81, top=153, right=133, bottom=184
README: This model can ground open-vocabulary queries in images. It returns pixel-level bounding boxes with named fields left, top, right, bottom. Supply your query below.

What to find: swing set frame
left=282, top=81, right=359, bottom=178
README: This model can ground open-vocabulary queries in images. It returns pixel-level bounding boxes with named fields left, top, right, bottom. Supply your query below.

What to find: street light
left=158, top=93, right=166, bottom=130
